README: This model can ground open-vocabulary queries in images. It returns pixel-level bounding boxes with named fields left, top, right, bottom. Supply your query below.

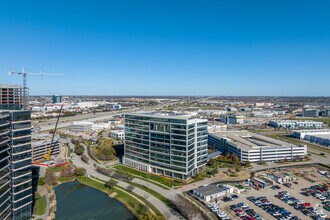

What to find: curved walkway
left=89, top=176, right=156, bottom=215
left=66, top=144, right=181, bottom=220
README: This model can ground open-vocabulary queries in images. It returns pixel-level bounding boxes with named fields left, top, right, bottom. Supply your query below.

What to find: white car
left=319, top=213, right=327, bottom=218
left=318, top=196, right=326, bottom=200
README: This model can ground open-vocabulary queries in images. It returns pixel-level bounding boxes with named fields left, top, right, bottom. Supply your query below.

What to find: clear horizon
left=1, top=0, right=330, bottom=96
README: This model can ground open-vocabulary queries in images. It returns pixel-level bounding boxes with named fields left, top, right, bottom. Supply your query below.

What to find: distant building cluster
left=209, top=131, right=307, bottom=162
left=269, top=120, right=323, bottom=129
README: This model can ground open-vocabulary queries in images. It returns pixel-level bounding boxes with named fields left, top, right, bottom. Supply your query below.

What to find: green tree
left=105, top=179, right=118, bottom=189
left=235, top=167, right=240, bottom=173
left=74, top=141, right=85, bottom=155
left=74, top=167, right=86, bottom=176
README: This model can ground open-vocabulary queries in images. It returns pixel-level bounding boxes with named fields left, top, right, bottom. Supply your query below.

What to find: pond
left=55, top=181, right=135, bottom=220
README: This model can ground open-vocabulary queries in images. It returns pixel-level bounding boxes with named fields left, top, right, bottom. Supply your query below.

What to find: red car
left=302, top=202, right=311, bottom=207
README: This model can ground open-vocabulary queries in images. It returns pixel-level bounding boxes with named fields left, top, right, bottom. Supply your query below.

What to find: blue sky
left=0, top=0, right=329, bottom=96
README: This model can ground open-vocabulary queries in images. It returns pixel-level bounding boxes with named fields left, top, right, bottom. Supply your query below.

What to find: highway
left=34, top=97, right=212, bottom=132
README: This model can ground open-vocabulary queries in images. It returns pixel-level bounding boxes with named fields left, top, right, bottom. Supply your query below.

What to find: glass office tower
left=0, top=110, right=32, bottom=220
left=123, top=112, right=208, bottom=180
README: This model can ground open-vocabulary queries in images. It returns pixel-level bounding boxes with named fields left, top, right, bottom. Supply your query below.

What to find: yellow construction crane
left=44, top=105, right=63, bottom=160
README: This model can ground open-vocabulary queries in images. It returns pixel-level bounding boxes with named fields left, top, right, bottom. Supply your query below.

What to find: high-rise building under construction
left=0, top=84, right=23, bottom=110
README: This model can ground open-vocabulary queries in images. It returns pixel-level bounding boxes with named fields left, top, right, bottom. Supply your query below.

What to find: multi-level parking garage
left=209, top=131, right=307, bottom=162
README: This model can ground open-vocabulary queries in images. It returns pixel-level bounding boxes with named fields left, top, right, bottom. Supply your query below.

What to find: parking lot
left=215, top=170, right=329, bottom=219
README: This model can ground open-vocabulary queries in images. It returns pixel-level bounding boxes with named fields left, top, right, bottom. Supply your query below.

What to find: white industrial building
left=220, top=114, right=244, bottom=124
left=209, top=131, right=307, bottom=162
left=192, top=184, right=234, bottom=202
left=269, top=120, right=323, bottom=129
left=70, top=121, right=93, bottom=132
left=208, top=123, right=227, bottom=133
left=253, top=111, right=275, bottom=118
left=110, top=130, right=125, bottom=140
left=292, top=129, right=330, bottom=147
left=92, top=123, right=111, bottom=130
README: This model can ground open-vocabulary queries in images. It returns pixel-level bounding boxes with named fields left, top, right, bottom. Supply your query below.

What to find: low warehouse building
left=192, top=184, right=234, bottom=203
left=70, top=121, right=93, bottom=132
left=269, top=120, right=323, bottom=129
left=292, top=129, right=330, bottom=147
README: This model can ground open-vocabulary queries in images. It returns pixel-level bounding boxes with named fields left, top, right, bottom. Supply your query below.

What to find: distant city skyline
left=1, top=0, right=330, bottom=96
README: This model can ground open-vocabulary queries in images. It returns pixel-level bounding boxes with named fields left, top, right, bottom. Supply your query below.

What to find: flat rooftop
left=293, top=129, right=330, bottom=134
left=126, top=112, right=207, bottom=123
left=193, top=185, right=226, bottom=196
left=0, top=84, right=22, bottom=89
left=310, top=133, right=330, bottom=139
left=270, top=120, right=323, bottom=123
left=212, top=131, right=297, bottom=151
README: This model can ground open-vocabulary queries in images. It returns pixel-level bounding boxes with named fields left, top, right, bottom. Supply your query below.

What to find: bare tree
left=173, top=194, right=198, bottom=220
left=126, top=184, right=135, bottom=192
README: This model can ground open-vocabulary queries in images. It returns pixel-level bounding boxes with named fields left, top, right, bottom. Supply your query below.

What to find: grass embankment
left=109, top=174, right=178, bottom=213
left=266, top=133, right=330, bottom=154
left=90, top=176, right=164, bottom=218
left=114, top=164, right=182, bottom=188
left=38, top=177, right=45, bottom=186
left=33, top=195, right=47, bottom=215
left=76, top=177, right=163, bottom=219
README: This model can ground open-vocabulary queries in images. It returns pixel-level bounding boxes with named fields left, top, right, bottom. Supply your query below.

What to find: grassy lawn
left=33, top=195, right=47, bottom=215
left=113, top=176, right=178, bottom=213
left=266, top=133, right=330, bottom=154
left=38, top=177, right=45, bottom=186
left=114, top=164, right=182, bottom=188
left=90, top=176, right=164, bottom=218
left=48, top=165, right=66, bottom=173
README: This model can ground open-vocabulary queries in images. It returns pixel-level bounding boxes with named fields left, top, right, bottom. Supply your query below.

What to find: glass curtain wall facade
left=123, top=113, right=208, bottom=180
left=0, top=110, right=32, bottom=220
